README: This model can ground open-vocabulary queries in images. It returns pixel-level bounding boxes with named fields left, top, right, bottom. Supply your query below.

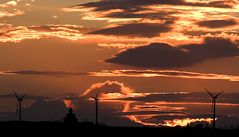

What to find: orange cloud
left=132, top=105, right=186, bottom=112
left=121, top=99, right=204, bottom=127
left=0, top=10, right=23, bottom=18
left=126, top=115, right=213, bottom=127
left=0, top=1, right=17, bottom=8
left=0, top=24, right=94, bottom=43
left=145, top=102, right=239, bottom=107
left=82, top=80, right=134, bottom=97
left=53, top=80, right=239, bottom=127
left=2, top=69, right=239, bottom=82
left=121, top=99, right=213, bottom=127
left=63, top=99, right=74, bottom=109
left=0, top=1, right=25, bottom=18
left=163, top=118, right=213, bottom=127
left=65, top=0, right=239, bottom=46
left=90, top=69, right=239, bottom=82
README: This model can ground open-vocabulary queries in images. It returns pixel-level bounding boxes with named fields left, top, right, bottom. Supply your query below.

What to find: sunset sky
left=1, top=0, right=239, bottom=127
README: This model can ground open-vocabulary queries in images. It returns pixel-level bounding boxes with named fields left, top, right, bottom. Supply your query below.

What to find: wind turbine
left=14, top=91, right=26, bottom=122
left=205, top=88, right=224, bottom=128
left=91, top=90, right=100, bottom=125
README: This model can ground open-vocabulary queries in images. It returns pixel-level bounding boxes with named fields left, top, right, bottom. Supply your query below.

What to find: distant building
left=64, top=108, right=78, bottom=127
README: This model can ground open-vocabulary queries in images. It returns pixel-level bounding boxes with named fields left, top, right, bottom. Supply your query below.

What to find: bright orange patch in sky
left=63, top=100, right=74, bottom=109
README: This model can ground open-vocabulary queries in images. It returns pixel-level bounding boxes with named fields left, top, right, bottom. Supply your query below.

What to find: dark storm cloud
left=197, top=19, right=238, bottom=28
left=89, top=23, right=172, bottom=37
left=78, top=0, right=236, bottom=12
left=106, top=38, right=239, bottom=68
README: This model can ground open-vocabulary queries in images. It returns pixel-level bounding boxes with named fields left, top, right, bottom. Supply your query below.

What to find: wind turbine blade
left=205, top=88, right=213, bottom=98
left=91, top=96, right=96, bottom=100
left=96, top=90, right=100, bottom=98
left=20, top=94, right=27, bottom=99
left=215, top=90, right=224, bottom=98
left=13, top=91, right=19, bottom=100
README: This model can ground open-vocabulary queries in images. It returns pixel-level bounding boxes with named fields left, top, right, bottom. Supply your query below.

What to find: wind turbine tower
left=14, top=91, right=26, bottom=121
left=205, top=88, right=223, bottom=128
left=91, top=90, right=100, bottom=125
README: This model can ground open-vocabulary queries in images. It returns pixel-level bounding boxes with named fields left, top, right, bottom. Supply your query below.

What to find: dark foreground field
left=0, top=121, right=239, bottom=137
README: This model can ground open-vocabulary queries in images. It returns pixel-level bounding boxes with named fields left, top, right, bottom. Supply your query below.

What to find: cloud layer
left=90, top=69, right=239, bottom=82
left=1, top=80, right=239, bottom=127
left=3, top=70, right=87, bottom=76
left=89, top=23, right=172, bottom=37
left=77, top=0, right=237, bottom=11
left=0, top=1, right=23, bottom=18
left=1, top=68, right=239, bottom=82
left=61, top=0, right=239, bottom=47
left=0, top=24, right=93, bottom=43
left=82, top=80, right=133, bottom=97
left=197, top=19, right=238, bottom=28
left=106, top=38, right=239, bottom=68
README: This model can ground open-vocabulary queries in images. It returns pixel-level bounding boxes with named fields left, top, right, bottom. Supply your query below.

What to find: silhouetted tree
left=64, top=108, right=78, bottom=127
